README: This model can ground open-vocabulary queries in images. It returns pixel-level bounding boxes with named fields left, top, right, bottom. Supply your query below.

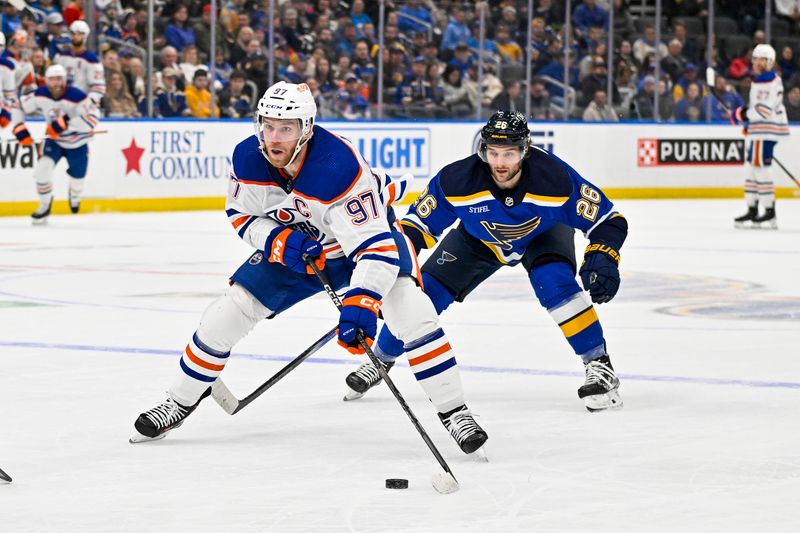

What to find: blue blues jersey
left=402, top=147, right=627, bottom=264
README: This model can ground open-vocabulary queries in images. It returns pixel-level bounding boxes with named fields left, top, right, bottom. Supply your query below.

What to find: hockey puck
left=385, top=478, right=408, bottom=489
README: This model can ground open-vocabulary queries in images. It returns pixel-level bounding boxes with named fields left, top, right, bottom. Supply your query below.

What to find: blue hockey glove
left=579, top=243, right=621, bottom=304
left=337, top=288, right=382, bottom=355
left=265, top=226, right=325, bottom=274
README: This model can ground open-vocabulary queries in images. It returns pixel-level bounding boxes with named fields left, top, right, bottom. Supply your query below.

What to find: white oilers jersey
left=0, top=56, right=15, bottom=103
left=747, top=71, right=789, bottom=141
left=225, top=125, right=410, bottom=298
left=55, top=49, right=105, bottom=105
left=0, top=51, right=36, bottom=96
left=20, top=86, right=99, bottom=148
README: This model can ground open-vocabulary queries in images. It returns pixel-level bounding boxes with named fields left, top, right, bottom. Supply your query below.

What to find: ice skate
left=68, top=190, right=81, bottom=214
left=578, top=355, right=623, bottom=412
left=31, top=197, right=53, bottom=225
left=734, top=206, right=759, bottom=229
left=438, top=405, right=488, bottom=454
left=343, top=359, right=394, bottom=401
left=753, top=207, right=777, bottom=230
left=129, top=388, right=210, bottom=443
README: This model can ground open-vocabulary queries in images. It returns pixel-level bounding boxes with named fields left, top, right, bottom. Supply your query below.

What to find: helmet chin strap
left=285, top=130, right=312, bottom=168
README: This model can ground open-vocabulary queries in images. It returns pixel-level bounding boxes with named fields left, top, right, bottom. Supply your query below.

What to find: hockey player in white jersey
left=13, top=64, right=100, bottom=223
left=731, top=44, right=789, bottom=229
left=0, top=33, right=18, bottom=131
left=130, top=82, right=488, bottom=455
left=0, top=30, right=37, bottom=97
left=54, top=21, right=105, bottom=106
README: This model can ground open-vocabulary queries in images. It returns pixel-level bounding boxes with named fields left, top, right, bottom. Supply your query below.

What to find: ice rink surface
left=0, top=199, right=798, bottom=532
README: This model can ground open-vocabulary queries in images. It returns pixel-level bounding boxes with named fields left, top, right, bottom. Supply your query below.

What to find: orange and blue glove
left=265, top=226, right=325, bottom=274
left=0, top=106, right=11, bottom=128
left=337, top=288, right=382, bottom=354
left=12, top=123, right=33, bottom=146
left=47, top=114, right=70, bottom=139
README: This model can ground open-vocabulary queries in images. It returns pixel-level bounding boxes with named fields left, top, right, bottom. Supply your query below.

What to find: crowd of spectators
left=3, top=0, right=800, bottom=122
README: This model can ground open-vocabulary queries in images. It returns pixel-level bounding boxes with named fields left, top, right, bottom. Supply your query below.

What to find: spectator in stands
left=154, top=67, right=189, bottom=117
left=179, top=45, right=205, bottom=86
left=120, top=11, right=141, bottom=46
left=352, top=39, right=371, bottom=68
left=185, top=69, right=219, bottom=118
left=209, top=48, right=233, bottom=87
left=194, top=4, right=227, bottom=62
left=126, top=56, right=146, bottom=102
left=33, top=0, right=60, bottom=18
left=441, top=7, right=469, bottom=53
left=528, top=78, right=553, bottom=120
left=663, top=0, right=707, bottom=17
left=219, top=70, right=252, bottom=118
left=30, top=48, right=46, bottom=87
left=738, top=72, right=753, bottom=105
left=583, top=89, right=618, bottom=121
left=612, top=0, right=636, bottom=41
left=442, top=64, right=473, bottom=117
left=335, top=88, right=370, bottom=120
left=579, top=42, right=606, bottom=81
left=615, top=39, right=639, bottom=72
left=779, top=46, right=796, bottom=81
left=383, top=44, right=409, bottom=90
left=335, top=23, right=359, bottom=58
left=727, top=48, right=752, bottom=81
left=674, top=81, right=705, bottom=121
left=98, top=4, right=123, bottom=40
left=671, top=20, right=700, bottom=63
left=573, top=0, right=608, bottom=35
left=752, top=29, right=766, bottom=47
left=313, top=56, right=337, bottom=95
left=490, top=79, right=525, bottom=113
left=2, top=2, right=22, bottom=35
left=350, top=0, right=372, bottom=34
left=229, top=26, right=255, bottom=69
left=656, top=78, right=675, bottom=121
left=396, top=55, right=432, bottom=106
left=448, top=43, right=474, bottom=76
left=244, top=52, right=269, bottom=97
left=672, top=63, right=701, bottom=101
left=534, top=0, right=562, bottom=27
left=662, top=39, right=688, bottom=83
left=281, top=7, right=305, bottom=52
left=220, top=0, right=247, bottom=38
left=165, top=4, right=196, bottom=52
left=285, top=52, right=310, bottom=84
left=776, top=0, right=800, bottom=22
left=62, top=0, right=84, bottom=27
left=632, top=75, right=655, bottom=119
left=580, top=56, right=620, bottom=107
left=158, top=46, right=184, bottom=89
left=494, top=25, right=523, bottom=64
left=538, top=49, right=579, bottom=101
left=104, top=69, right=140, bottom=118
left=398, top=0, right=434, bottom=36
left=702, top=73, right=743, bottom=122
left=103, top=49, right=121, bottom=74
left=785, top=85, right=800, bottom=122
left=633, top=25, right=668, bottom=65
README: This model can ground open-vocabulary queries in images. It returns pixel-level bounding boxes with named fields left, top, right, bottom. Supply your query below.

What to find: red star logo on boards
left=121, top=138, right=145, bottom=175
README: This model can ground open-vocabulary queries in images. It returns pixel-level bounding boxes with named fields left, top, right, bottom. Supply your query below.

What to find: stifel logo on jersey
left=638, top=138, right=744, bottom=166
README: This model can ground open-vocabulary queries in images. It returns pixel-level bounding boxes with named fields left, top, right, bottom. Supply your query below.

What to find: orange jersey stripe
left=356, top=245, right=398, bottom=258
left=231, top=215, right=251, bottom=229
left=408, top=343, right=452, bottom=367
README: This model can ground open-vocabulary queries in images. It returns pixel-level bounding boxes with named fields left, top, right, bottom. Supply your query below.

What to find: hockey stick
left=211, top=325, right=338, bottom=415
left=3, top=129, right=109, bottom=144
left=0, top=466, right=11, bottom=483
left=705, top=67, right=800, bottom=190
left=304, top=255, right=460, bottom=494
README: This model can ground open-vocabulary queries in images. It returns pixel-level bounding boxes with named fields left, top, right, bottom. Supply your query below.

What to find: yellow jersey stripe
left=559, top=307, right=599, bottom=337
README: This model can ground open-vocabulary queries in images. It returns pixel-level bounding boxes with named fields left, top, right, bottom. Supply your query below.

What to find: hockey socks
left=405, top=328, right=464, bottom=414
left=170, top=332, right=230, bottom=406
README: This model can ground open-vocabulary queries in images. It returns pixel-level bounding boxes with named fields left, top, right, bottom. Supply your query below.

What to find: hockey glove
left=12, top=123, right=33, bottom=146
left=0, top=106, right=10, bottom=128
left=730, top=106, right=748, bottom=128
left=47, top=115, right=70, bottom=139
left=337, top=288, right=382, bottom=355
left=265, top=226, right=326, bottom=274
left=579, top=243, right=621, bottom=304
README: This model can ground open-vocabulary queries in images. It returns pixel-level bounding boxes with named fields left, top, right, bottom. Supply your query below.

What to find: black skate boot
left=68, top=190, right=80, bottom=214
left=438, top=405, right=488, bottom=454
left=129, top=388, right=210, bottom=443
left=578, top=355, right=623, bottom=412
left=734, top=206, right=759, bottom=229
left=31, top=197, right=53, bottom=225
left=343, top=359, right=394, bottom=401
left=753, top=207, right=777, bottom=229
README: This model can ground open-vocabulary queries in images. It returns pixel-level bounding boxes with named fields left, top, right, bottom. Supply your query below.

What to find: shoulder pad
left=753, top=71, right=777, bottom=83
left=524, top=147, right=574, bottom=199
left=231, top=135, right=275, bottom=184
left=437, top=154, right=485, bottom=196
left=80, top=51, right=100, bottom=63
left=34, top=86, right=51, bottom=98
left=63, top=86, right=89, bottom=103
left=293, top=126, right=363, bottom=204
left=0, top=57, right=14, bottom=70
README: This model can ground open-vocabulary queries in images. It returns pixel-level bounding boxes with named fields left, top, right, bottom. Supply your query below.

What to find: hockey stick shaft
left=705, top=68, right=800, bottom=189
left=0, top=466, right=11, bottom=482
left=211, top=325, right=338, bottom=415
left=304, top=255, right=457, bottom=481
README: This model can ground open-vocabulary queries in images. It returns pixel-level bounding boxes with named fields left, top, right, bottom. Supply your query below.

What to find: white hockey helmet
left=752, top=44, right=776, bottom=69
left=70, top=20, right=92, bottom=36
left=45, top=64, right=67, bottom=79
left=255, top=81, right=317, bottom=167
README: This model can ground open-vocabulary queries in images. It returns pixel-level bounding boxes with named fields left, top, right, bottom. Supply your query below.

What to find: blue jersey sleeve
left=555, top=163, right=628, bottom=248
left=399, top=174, right=458, bottom=252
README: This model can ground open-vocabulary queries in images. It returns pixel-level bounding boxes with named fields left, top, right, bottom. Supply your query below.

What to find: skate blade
left=734, top=222, right=760, bottom=230
left=129, top=431, right=168, bottom=444
left=584, top=389, right=623, bottom=412
left=343, top=388, right=365, bottom=401
left=472, top=445, right=489, bottom=463
left=31, top=218, right=49, bottom=226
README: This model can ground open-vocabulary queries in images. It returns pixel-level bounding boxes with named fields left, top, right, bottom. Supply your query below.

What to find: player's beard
left=264, top=141, right=296, bottom=168
left=72, top=36, right=85, bottom=48
left=490, top=161, right=523, bottom=189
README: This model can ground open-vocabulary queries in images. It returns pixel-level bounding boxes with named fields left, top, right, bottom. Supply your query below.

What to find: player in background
left=0, top=33, right=19, bottom=131
left=54, top=21, right=105, bottom=106
left=130, top=82, right=488, bottom=455
left=344, top=111, right=629, bottom=413
left=12, top=64, right=100, bottom=222
left=0, top=30, right=37, bottom=97
left=731, top=44, right=789, bottom=229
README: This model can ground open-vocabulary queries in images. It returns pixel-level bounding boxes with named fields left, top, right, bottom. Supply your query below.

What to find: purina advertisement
left=2, top=120, right=799, bottom=213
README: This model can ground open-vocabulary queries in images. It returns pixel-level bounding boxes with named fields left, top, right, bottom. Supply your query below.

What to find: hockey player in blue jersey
left=344, top=111, right=629, bottom=412
left=130, top=82, right=488, bottom=454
